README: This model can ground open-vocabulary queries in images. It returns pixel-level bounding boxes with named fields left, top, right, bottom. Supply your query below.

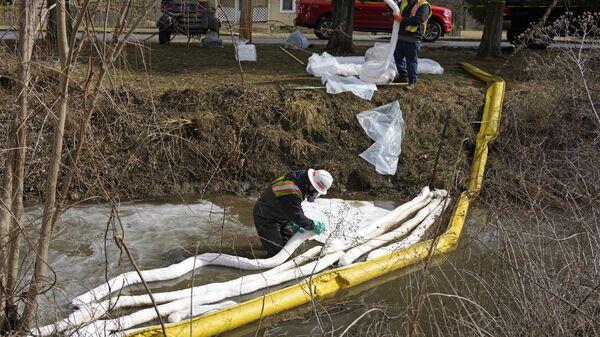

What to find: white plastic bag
left=286, top=31, right=309, bottom=50
left=235, top=40, right=257, bottom=61
left=201, top=31, right=223, bottom=48
left=321, top=74, right=377, bottom=100
left=356, top=101, right=405, bottom=175
left=306, top=52, right=340, bottom=77
left=337, top=63, right=362, bottom=77
left=417, top=58, right=444, bottom=74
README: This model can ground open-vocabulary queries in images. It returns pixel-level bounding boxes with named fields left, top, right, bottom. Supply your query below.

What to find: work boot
left=393, top=73, right=408, bottom=83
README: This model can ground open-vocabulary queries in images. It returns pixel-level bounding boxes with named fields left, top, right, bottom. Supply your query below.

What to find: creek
left=26, top=195, right=494, bottom=335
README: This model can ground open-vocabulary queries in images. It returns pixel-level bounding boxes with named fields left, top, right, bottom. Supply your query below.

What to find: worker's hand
left=313, top=221, right=326, bottom=235
left=393, top=13, right=402, bottom=22
left=289, top=221, right=305, bottom=233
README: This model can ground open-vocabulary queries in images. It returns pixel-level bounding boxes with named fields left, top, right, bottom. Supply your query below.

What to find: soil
left=0, top=43, right=526, bottom=204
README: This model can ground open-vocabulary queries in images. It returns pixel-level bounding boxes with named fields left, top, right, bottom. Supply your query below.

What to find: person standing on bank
left=392, top=0, right=432, bottom=90
left=253, top=169, right=334, bottom=257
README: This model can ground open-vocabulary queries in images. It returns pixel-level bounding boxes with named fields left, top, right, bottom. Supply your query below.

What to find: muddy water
left=31, top=195, right=493, bottom=335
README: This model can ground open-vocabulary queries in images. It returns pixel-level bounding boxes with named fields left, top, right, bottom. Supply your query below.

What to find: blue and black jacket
left=253, top=170, right=315, bottom=230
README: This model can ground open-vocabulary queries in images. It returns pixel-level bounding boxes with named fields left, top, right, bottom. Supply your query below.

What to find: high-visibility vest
left=271, top=176, right=303, bottom=200
left=399, top=0, right=432, bottom=33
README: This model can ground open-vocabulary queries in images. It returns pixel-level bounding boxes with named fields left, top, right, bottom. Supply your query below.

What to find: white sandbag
left=286, top=31, right=309, bottom=50
left=307, top=52, right=336, bottom=76
left=306, top=52, right=340, bottom=77
left=72, top=230, right=317, bottom=306
left=367, top=198, right=450, bottom=260
left=324, top=186, right=432, bottom=254
left=339, top=195, right=445, bottom=265
left=69, top=252, right=345, bottom=337
left=357, top=101, right=405, bottom=175
left=235, top=40, right=256, bottom=61
left=337, top=63, right=363, bottom=77
left=33, top=247, right=325, bottom=337
left=321, top=74, right=377, bottom=100
left=365, top=43, right=390, bottom=63
left=417, top=58, right=444, bottom=74
left=167, top=301, right=237, bottom=323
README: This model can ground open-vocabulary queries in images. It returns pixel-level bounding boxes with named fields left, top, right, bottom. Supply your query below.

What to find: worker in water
left=392, top=0, right=432, bottom=90
left=253, top=169, right=334, bottom=257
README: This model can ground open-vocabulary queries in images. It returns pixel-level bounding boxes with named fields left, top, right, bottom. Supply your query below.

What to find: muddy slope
left=0, top=79, right=482, bottom=204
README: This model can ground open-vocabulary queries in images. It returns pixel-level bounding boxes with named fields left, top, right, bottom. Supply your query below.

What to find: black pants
left=253, top=209, right=294, bottom=257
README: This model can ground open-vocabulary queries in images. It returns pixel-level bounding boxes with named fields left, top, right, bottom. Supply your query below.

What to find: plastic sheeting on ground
left=357, top=101, right=405, bottom=175
left=321, top=74, right=377, bottom=100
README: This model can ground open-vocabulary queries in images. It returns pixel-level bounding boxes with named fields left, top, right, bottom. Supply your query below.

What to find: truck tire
left=423, top=20, right=442, bottom=42
left=159, top=30, right=172, bottom=45
left=315, top=17, right=333, bottom=40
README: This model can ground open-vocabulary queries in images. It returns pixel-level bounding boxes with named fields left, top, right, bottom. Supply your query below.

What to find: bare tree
left=17, top=0, right=71, bottom=327
left=11, top=0, right=160, bottom=330
left=0, top=0, right=35, bottom=331
left=477, top=0, right=504, bottom=58
left=325, top=0, right=355, bottom=54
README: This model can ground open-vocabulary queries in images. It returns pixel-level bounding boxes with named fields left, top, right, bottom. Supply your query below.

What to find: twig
left=279, top=47, right=305, bottom=65
left=339, top=308, right=388, bottom=337
left=113, top=234, right=168, bottom=337
left=476, top=237, right=600, bottom=324
left=428, top=109, right=452, bottom=187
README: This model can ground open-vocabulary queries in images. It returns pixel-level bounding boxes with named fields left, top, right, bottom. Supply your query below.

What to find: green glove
left=289, top=221, right=304, bottom=233
left=313, top=221, right=326, bottom=235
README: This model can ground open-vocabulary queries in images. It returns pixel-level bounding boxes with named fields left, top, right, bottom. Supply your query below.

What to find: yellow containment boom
left=128, top=63, right=505, bottom=337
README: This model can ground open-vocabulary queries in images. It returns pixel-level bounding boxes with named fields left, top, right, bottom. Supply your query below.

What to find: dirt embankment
left=0, top=73, right=481, bottom=204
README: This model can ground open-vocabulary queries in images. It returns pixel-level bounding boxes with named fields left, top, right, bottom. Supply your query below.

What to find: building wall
left=268, top=0, right=296, bottom=27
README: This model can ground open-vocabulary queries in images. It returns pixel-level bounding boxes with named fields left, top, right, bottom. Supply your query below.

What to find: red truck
left=294, top=0, right=453, bottom=42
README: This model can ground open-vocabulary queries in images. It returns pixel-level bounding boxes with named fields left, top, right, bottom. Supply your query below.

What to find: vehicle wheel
left=315, top=17, right=333, bottom=40
left=159, top=29, right=172, bottom=45
left=423, top=20, right=442, bottom=42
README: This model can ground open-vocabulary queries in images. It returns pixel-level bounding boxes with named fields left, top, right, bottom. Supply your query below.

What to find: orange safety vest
left=399, top=0, right=432, bottom=33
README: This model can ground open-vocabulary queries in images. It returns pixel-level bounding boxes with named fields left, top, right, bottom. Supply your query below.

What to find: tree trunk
left=325, top=0, right=354, bottom=54
left=477, top=0, right=504, bottom=58
left=46, top=0, right=72, bottom=54
left=239, top=0, right=252, bottom=42
left=17, top=0, right=70, bottom=330
left=45, top=0, right=57, bottom=53
left=0, top=0, right=34, bottom=332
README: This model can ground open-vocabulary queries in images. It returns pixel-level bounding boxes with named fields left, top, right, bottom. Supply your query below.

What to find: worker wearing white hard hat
left=253, top=169, right=333, bottom=257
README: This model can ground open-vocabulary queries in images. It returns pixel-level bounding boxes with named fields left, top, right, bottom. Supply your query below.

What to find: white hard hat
left=308, top=169, right=333, bottom=195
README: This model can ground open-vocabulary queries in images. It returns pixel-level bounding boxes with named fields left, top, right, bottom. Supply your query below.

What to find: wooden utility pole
left=239, top=0, right=252, bottom=41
